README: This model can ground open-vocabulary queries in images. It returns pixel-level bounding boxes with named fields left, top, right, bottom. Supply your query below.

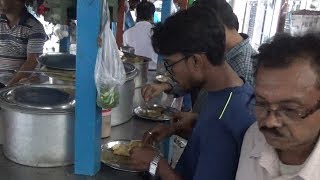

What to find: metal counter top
left=0, top=71, right=175, bottom=180
left=0, top=116, right=160, bottom=180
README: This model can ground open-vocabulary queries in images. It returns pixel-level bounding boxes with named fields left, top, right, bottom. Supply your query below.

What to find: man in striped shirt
left=0, top=0, right=47, bottom=86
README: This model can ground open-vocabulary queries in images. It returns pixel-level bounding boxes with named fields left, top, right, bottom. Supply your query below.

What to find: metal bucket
left=111, top=63, right=138, bottom=126
left=122, top=55, right=150, bottom=88
left=0, top=84, right=75, bottom=167
left=48, top=76, right=75, bottom=85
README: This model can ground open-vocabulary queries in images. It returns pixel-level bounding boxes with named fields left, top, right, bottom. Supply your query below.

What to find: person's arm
left=7, top=23, right=47, bottom=86
left=165, top=80, right=187, bottom=97
left=129, top=146, right=182, bottom=180
left=7, top=53, right=39, bottom=85
left=172, top=112, right=198, bottom=139
left=157, top=158, right=182, bottom=180
left=142, top=82, right=172, bottom=101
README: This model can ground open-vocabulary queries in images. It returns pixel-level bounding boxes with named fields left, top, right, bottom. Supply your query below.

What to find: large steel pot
left=0, top=84, right=75, bottom=167
left=122, top=55, right=150, bottom=88
left=111, top=63, right=138, bottom=126
left=46, top=69, right=75, bottom=85
left=38, top=53, right=76, bottom=85
left=38, top=53, right=76, bottom=71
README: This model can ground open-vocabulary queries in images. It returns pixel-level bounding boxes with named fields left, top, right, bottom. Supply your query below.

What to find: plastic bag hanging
left=95, top=0, right=126, bottom=109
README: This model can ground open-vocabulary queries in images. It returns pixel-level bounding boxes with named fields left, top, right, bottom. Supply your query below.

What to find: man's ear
left=190, top=54, right=204, bottom=69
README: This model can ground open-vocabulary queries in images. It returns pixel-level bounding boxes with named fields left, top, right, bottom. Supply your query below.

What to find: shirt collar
left=135, top=21, right=152, bottom=26
left=250, top=125, right=320, bottom=180
left=225, top=33, right=250, bottom=61
left=0, top=14, right=7, bottom=22
left=249, top=128, right=280, bottom=177
left=299, top=138, right=320, bottom=179
left=18, top=8, right=31, bottom=25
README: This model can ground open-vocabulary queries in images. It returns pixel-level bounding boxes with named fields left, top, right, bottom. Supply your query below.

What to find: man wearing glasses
left=140, top=0, right=257, bottom=148
left=236, top=33, right=320, bottom=180
left=142, top=0, right=256, bottom=108
left=129, top=6, right=255, bottom=180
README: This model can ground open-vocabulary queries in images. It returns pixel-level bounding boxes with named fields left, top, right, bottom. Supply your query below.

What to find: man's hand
left=129, top=146, right=159, bottom=171
left=172, top=112, right=198, bottom=139
left=141, top=83, right=172, bottom=101
left=143, top=112, right=198, bottom=144
left=7, top=53, right=39, bottom=86
left=130, top=146, right=181, bottom=180
left=142, top=124, right=176, bottom=145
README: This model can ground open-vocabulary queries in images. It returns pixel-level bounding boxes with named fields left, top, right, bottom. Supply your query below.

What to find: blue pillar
left=157, top=0, right=173, bottom=72
left=125, top=11, right=135, bottom=31
left=161, top=0, right=172, bottom=22
left=59, top=37, right=70, bottom=53
left=160, top=0, right=173, bottom=163
left=75, top=0, right=102, bottom=176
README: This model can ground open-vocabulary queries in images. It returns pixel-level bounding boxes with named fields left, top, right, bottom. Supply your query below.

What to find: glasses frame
left=163, top=55, right=192, bottom=76
left=253, top=100, right=320, bottom=121
left=163, top=52, right=207, bottom=76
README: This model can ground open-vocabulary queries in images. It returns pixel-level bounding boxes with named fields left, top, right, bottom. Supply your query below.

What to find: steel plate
left=133, top=104, right=178, bottom=121
left=101, top=140, right=142, bottom=173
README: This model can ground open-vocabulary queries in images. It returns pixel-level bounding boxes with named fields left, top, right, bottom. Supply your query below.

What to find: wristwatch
left=149, top=154, right=161, bottom=176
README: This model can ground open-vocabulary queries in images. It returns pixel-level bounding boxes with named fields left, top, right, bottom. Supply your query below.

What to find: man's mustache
left=259, top=126, right=284, bottom=137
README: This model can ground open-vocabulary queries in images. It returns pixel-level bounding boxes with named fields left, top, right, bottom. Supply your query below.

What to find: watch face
left=149, top=163, right=157, bottom=176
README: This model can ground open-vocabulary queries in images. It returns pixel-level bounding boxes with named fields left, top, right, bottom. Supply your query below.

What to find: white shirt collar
left=250, top=128, right=320, bottom=180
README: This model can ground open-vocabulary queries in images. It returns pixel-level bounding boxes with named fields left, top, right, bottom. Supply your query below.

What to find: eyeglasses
left=252, top=101, right=320, bottom=121
left=163, top=55, right=193, bottom=76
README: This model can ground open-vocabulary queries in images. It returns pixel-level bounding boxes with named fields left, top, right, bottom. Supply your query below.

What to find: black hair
left=151, top=5, right=226, bottom=66
left=195, top=0, right=239, bottom=31
left=254, top=33, right=320, bottom=86
left=136, top=1, right=155, bottom=22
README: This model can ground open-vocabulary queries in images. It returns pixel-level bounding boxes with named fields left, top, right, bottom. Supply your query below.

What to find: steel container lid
left=38, top=53, right=76, bottom=71
left=0, top=84, right=75, bottom=114
left=122, top=54, right=151, bottom=65
left=124, top=62, right=138, bottom=81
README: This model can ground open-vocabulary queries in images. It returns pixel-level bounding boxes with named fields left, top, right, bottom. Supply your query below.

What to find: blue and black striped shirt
left=0, top=8, right=47, bottom=83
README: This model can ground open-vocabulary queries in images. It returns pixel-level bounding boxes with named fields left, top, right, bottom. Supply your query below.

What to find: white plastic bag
left=95, top=0, right=126, bottom=109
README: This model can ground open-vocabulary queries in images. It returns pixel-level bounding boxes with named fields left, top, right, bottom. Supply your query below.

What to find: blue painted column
left=75, top=0, right=102, bottom=176
left=59, top=37, right=70, bottom=53
left=125, top=11, right=135, bottom=31
left=157, top=0, right=173, bottom=72
left=161, top=0, right=172, bottom=22
left=160, top=0, right=173, bottom=163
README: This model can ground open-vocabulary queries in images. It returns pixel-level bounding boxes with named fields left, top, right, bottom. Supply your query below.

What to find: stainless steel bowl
left=0, top=84, right=75, bottom=167
left=111, top=63, right=138, bottom=126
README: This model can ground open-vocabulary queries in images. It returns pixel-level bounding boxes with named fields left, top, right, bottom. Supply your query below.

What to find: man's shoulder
left=124, top=22, right=152, bottom=34
left=123, top=25, right=138, bottom=39
left=235, top=122, right=263, bottom=180
left=24, top=13, right=45, bottom=31
left=245, top=122, right=260, bottom=138
left=227, top=33, right=256, bottom=58
left=241, top=122, right=263, bottom=151
left=199, top=88, right=255, bottom=135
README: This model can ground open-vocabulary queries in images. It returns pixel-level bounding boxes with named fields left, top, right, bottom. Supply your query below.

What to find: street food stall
left=0, top=0, right=181, bottom=179
left=2, top=0, right=317, bottom=179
